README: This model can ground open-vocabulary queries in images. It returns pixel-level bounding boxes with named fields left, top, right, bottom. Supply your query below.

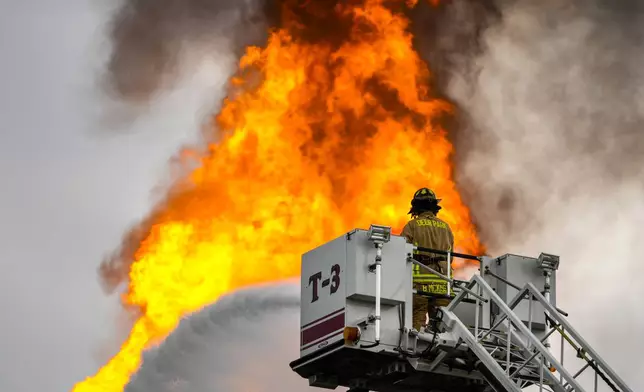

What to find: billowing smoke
left=102, top=0, right=270, bottom=103
left=124, top=282, right=305, bottom=392
left=449, top=0, right=644, bottom=246
left=440, top=0, right=644, bottom=387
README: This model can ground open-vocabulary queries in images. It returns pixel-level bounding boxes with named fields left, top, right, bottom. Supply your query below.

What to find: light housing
left=343, top=326, right=361, bottom=344
left=367, top=224, right=391, bottom=244
left=537, top=253, right=560, bottom=272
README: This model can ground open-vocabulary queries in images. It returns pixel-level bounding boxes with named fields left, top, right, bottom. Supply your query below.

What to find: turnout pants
left=412, top=257, right=448, bottom=331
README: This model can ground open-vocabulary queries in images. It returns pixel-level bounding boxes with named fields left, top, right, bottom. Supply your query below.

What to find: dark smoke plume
left=103, top=0, right=270, bottom=102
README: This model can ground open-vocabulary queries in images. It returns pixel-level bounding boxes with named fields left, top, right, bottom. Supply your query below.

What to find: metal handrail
left=449, top=276, right=586, bottom=391
left=411, top=248, right=632, bottom=392
left=448, top=275, right=633, bottom=392
left=521, top=283, right=633, bottom=392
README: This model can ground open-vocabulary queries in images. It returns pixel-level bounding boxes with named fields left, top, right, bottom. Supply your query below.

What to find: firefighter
left=401, top=187, right=455, bottom=332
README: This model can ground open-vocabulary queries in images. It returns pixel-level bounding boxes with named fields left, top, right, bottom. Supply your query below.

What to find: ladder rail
left=486, top=276, right=590, bottom=391
left=521, top=283, right=633, bottom=392
left=545, top=313, right=621, bottom=392
left=451, top=275, right=587, bottom=392
left=418, top=257, right=632, bottom=392
left=441, top=310, right=523, bottom=392
left=497, top=349, right=568, bottom=392
left=445, top=275, right=563, bottom=391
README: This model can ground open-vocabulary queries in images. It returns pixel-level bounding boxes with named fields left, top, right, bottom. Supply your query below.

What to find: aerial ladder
left=289, top=225, right=633, bottom=392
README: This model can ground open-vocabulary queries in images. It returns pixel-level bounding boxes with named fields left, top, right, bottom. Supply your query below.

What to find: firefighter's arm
left=401, top=222, right=414, bottom=243
left=448, top=228, right=455, bottom=251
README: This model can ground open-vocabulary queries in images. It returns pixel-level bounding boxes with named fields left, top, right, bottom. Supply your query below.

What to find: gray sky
left=1, top=1, right=642, bottom=392
left=0, top=1, right=230, bottom=390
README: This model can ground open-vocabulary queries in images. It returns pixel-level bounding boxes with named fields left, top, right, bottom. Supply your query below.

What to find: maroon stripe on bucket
left=301, top=311, right=345, bottom=347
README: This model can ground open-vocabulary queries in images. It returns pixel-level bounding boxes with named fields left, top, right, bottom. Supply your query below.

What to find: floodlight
left=367, top=224, right=391, bottom=244
left=537, top=253, right=560, bottom=272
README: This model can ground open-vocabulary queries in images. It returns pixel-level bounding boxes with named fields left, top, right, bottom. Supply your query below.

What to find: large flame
left=72, top=1, right=484, bottom=391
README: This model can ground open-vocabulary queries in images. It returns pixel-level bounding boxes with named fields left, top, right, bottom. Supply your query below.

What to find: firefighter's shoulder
left=401, top=220, right=414, bottom=235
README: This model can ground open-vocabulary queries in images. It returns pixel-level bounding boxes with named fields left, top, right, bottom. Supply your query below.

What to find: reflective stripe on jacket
left=401, top=211, right=454, bottom=284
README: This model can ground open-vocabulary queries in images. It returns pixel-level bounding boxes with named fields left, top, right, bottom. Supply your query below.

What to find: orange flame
left=72, top=1, right=484, bottom=391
